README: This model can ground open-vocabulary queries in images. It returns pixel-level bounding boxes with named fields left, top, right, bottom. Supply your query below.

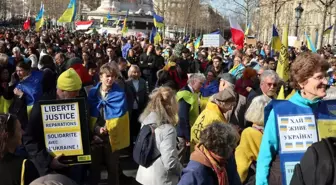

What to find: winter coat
left=136, top=112, right=183, bottom=185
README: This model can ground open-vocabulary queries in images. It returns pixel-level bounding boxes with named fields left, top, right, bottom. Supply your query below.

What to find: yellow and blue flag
left=149, top=27, right=162, bottom=45
left=104, top=12, right=112, bottom=24
left=280, top=118, right=288, bottom=124
left=276, top=25, right=289, bottom=100
left=280, top=125, right=287, bottom=131
left=35, top=2, right=44, bottom=32
left=113, top=16, right=121, bottom=26
left=304, top=117, right=313, bottom=123
left=323, top=25, right=333, bottom=35
left=244, top=23, right=250, bottom=36
left=58, top=0, right=76, bottom=23
left=122, top=10, right=129, bottom=35
left=153, top=12, right=164, bottom=28
left=305, top=33, right=317, bottom=53
left=88, top=83, right=130, bottom=152
left=296, top=142, right=304, bottom=148
left=271, top=24, right=281, bottom=52
left=285, top=143, right=293, bottom=148
left=308, top=124, right=315, bottom=130
left=194, top=36, right=202, bottom=50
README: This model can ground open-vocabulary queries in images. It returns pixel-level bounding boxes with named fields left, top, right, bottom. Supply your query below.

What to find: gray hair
left=260, top=70, right=280, bottom=83
left=199, top=122, right=240, bottom=159
left=188, top=73, right=206, bottom=85
left=128, top=64, right=141, bottom=79
left=12, top=46, right=20, bottom=54
left=245, top=95, right=271, bottom=126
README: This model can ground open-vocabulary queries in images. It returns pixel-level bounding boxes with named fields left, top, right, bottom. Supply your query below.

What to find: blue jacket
left=256, top=91, right=320, bottom=185
left=178, top=155, right=242, bottom=185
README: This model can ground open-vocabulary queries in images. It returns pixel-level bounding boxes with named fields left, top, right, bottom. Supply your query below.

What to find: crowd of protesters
left=0, top=26, right=336, bottom=185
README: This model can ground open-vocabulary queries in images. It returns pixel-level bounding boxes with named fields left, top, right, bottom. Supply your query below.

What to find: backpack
left=290, top=137, right=336, bottom=185
left=133, top=124, right=161, bottom=168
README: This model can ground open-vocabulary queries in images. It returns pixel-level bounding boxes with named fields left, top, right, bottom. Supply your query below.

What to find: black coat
left=126, top=78, right=148, bottom=111
left=22, top=93, right=56, bottom=176
left=0, top=153, right=39, bottom=185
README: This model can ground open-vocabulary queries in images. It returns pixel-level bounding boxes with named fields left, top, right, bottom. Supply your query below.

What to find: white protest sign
left=288, top=36, right=298, bottom=47
left=202, top=34, right=224, bottom=47
left=277, top=115, right=318, bottom=153
left=41, top=103, right=83, bottom=156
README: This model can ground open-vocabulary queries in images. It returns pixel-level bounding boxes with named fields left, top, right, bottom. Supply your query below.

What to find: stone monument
left=85, top=0, right=154, bottom=34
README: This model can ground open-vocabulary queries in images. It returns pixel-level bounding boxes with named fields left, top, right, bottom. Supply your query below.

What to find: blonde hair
left=139, top=86, right=178, bottom=125
left=0, top=53, right=8, bottom=66
left=245, top=95, right=271, bottom=126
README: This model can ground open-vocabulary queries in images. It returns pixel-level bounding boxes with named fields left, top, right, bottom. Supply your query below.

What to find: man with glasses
left=247, top=70, right=280, bottom=105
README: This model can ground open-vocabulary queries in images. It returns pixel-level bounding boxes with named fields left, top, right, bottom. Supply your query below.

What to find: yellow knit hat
left=57, top=68, right=82, bottom=91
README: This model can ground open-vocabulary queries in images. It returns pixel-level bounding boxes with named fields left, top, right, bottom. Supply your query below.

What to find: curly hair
left=291, top=52, right=330, bottom=90
left=199, top=122, right=240, bottom=159
left=245, top=95, right=271, bottom=126
left=139, top=86, right=178, bottom=125
left=242, top=67, right=257, bottom=80
left=0, top=114, right=17, bottom=160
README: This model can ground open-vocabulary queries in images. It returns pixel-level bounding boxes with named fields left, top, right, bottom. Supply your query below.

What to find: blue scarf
left=88, top=82, right=128, bottom=120
left=16, top=70, right=43, bottom=106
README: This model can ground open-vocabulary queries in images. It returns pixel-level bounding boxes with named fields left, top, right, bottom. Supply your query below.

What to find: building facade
left=257, top=0, right=336, bottom=48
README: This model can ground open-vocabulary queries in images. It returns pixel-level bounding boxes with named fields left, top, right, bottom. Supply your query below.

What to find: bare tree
left=312, top=0, right=336, bottom=48
left=224, top=0, right=258, bottom=27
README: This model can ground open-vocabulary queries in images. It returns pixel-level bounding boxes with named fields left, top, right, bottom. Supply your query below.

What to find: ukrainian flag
left=122, top=10, right=129, bottom=35
left=306, top=141, right=314, bottom=147
left=323, top=25, right=333, bottom=36
left=104, top=12, right=112, bottom=24
left=113, top=16, right=121, bottom=26
left=280, top=118, right=288, bottom=124
left=88, top=83, right=130, bottom=152
left=271, top=24, right=281, bottom=52
left=285, top=143, right=293, bottom=148
left=308, top=124, right=315, bottom=130
left=35, top=3, right=44, bottom=32
left=244, top=23, right=250, bottom=36
left=194, top=36, right=202, bottom=50
left=153, top=12, right=164, bottom=28
left=58, top=0, right=76, bottom=23
left=304, top=117, right=313, bottom=123
left=280, top=125, right=287, bottom=131
left=296, top=142, right=304, bottom=148
left=305, top=32, right=317, bottom=53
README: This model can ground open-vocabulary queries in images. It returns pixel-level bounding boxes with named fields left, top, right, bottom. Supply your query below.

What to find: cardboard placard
left=245, top=38, right=257, bottom=46
left=40, top=98, right=91, bottom=165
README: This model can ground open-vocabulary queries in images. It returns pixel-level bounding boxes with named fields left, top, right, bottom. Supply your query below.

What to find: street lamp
left=295, top=2, right=304, bottom=37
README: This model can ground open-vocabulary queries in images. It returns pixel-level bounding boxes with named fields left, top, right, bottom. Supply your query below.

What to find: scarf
left=190, top=144, right=228, bottom=185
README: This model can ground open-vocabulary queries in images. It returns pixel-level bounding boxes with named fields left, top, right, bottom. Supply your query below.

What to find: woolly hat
left=57, top=68, right=82, bottom=91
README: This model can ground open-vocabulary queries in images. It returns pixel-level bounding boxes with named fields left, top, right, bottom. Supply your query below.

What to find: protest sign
left=40, top=98, right=91, bottom=165
left=202, top=34, right=224, bottom=47
left=288, top=36, right=298, bottom=47
left=277, top=115, right=318, bottom=153
left=246, top=38, right=257, bottom=46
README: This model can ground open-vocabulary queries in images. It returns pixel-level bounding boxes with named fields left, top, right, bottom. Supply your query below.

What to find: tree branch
left=230, top=0, right=248, bottom=11
left=226, top=8, right=247, bottom=17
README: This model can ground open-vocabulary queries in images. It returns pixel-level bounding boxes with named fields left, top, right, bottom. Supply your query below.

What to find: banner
left=40, top=98, right=91, bottom=165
